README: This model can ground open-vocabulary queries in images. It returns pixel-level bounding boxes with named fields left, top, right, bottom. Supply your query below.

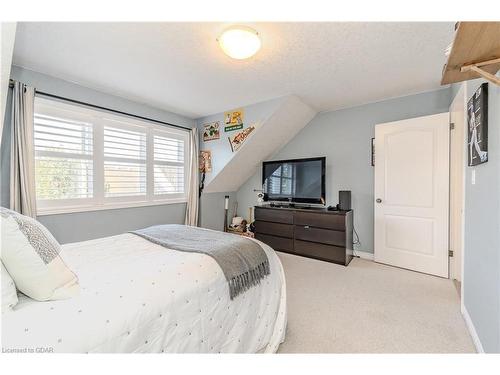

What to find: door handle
left=376, top=198, right=382, bottom=203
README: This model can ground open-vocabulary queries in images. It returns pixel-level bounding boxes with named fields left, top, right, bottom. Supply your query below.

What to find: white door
left=374, top=113, right=450, bottom=277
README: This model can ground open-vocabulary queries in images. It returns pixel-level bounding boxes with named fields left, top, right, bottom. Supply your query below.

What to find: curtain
left=10, top=82, right=36, bottom=218
left=184, top=127, right=199, bottom=226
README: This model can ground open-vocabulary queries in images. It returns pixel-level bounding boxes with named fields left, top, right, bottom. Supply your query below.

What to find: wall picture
left=467, top=83, right=488, bottom=166
left=203, top=121, right=220, bottom=141
left=199, top=150, right=212, bottom=172
left=224, top=108, right=244, bottom=132
left=228, top=124, right=256, bottom=152
left=371, top=138, right=375, bottom=166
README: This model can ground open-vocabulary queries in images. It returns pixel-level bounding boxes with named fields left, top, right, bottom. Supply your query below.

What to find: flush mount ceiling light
left=218, top=26, right=261, bottom=60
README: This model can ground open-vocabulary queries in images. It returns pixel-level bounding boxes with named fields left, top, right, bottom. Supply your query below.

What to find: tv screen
left=262, top=157, right=326, bottom=204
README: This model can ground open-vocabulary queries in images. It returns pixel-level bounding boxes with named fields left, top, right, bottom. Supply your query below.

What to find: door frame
left=449, top=83, right=467, bottom=299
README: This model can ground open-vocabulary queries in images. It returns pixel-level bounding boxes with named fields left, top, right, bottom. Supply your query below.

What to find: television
left=262, top=157, right=326, bottom=205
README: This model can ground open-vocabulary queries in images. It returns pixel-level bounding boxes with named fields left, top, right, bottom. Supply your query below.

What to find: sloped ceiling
left=203, top=96, right=316, bottom=193
left=12, top=22, right=454, bottom=119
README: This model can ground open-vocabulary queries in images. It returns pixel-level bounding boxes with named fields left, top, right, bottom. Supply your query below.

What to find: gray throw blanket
left=130, top=225, right=270, bottom=299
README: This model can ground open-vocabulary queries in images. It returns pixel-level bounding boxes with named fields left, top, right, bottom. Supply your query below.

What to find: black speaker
left=338, top=190, right=351, bottom=211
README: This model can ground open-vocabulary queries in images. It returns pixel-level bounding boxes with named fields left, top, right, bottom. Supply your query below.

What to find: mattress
left=1, top=231, right=287, bottom=353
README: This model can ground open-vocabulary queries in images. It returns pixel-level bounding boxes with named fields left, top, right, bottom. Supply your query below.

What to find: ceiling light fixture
left=218, top=26, right=261, bottom=60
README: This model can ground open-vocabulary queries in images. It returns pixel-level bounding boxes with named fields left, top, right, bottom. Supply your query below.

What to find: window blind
left=34, top=113, right=94, bottom=200
left=33, top=97, right=190, bottom=214
left=153, top=133, right=185, bottom=195
left=103, top=126, right=147, bottom=197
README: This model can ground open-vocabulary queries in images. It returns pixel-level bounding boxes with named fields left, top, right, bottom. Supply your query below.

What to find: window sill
left=36, top=198, right=188, bottom=216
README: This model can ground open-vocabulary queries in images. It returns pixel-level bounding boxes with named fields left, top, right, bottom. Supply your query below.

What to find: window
left=103, top=124, right=147, bottom=198
left=34, top=111, right=94, bottom=200
left=153, top=133, right=185, bottom=195
left=267, top=163, right=295, bottom=197
left=34, top=97, right=190, bottom=214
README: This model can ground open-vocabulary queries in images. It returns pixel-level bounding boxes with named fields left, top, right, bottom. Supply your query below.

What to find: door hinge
left=449, top=250, right=454, bottom=257
left=450, top=123, right=455, bottom=130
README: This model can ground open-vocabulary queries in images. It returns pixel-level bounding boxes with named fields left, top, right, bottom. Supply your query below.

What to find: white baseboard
left=354, top=251, right=374, bottom=261
left=461, top=303, right=484, bottom=353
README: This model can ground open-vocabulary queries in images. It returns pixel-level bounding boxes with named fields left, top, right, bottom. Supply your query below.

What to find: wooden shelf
left=441, top=22, right=500, bottom=86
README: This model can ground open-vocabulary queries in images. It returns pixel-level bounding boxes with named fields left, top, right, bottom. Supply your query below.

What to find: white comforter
left=1, top=231, right=287, bottom=353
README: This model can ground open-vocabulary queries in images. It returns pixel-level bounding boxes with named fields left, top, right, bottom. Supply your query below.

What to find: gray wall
left=236, top=88, right=452, bottom=254
left=199, top=191, right=237, bottom=231
left=39, top=203, right=186, bottom=244
left=1, top=66, right=195, bottom=243
left=462, top=78, right=500, bottom=353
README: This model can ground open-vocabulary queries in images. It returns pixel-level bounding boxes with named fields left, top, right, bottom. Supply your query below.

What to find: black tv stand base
left=265, top=203, right=329, bottom=212
left=269, top=202, right=296, bottom=208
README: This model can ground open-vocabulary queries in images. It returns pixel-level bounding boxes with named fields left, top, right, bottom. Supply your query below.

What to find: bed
left=1, top=229, right=287, bottom=353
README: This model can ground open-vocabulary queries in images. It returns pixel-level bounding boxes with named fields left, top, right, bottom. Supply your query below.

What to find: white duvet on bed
left=1, top=231, right=287, bottom=353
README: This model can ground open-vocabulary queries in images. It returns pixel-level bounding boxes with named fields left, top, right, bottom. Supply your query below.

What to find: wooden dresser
left=254, top=205, right=353, bottom=266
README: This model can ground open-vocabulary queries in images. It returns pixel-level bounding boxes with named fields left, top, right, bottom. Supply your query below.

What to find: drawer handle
left=303, top=225, right=310, bottom=229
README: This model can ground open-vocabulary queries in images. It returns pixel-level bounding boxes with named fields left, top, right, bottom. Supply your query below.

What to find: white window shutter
left=153, top=133, right=186, bottom=195
left=34, top=112, right=94, bottom=200
left=33, top=97, right=190, bottom=215
left=103, top=125, right=147, bottom=198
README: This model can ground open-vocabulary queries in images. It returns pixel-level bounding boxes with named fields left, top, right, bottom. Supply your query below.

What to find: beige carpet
left=277, top=253, right=475, bottom=353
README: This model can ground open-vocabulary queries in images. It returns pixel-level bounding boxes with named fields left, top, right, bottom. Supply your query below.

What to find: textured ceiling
left=13, top=22, right=454, bottom=119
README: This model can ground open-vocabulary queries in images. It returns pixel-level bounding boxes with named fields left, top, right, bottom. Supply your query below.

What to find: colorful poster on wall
left=199, top=150, right=212, bottom=172
left=225, top=123, right=244, bottom=132
left=228, top=124, right=257, bottom=152
left=467, top=82, right=488, bottom=166
left=203, top=121, right=220, bottom=141
left=224, top=108, right=244, bottom=132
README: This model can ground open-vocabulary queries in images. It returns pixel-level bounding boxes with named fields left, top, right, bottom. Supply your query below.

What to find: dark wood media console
left=254, top=205, right=353, bottom=266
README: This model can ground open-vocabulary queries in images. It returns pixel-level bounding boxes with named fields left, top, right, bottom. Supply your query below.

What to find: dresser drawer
left=294, top=240, right=346, bottom=264
left=294, top=211, right=345, bottom=231
left=255, top=207, right=293, bottom=224
left=254, top=221, right=293, bottom=238
left=294, top=226, right=345, bottom=247
left=255, top=233, right=294, bottom=252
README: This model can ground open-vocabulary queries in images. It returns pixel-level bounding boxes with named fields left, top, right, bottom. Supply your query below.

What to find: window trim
left=34, top=97, right=191, bottom=216
left=36, top=197, right=189, bottom=216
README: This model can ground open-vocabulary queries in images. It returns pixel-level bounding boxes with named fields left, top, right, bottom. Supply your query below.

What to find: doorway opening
left=449, top=84, right=467, bottom=299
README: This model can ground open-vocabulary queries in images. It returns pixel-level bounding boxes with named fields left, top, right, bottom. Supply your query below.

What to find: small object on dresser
left=257, top=192, right=265, bottom=206
left=338, top=190, right=351, bottom=211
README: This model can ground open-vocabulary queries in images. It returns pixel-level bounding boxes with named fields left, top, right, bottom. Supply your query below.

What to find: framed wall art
left=199, top=150, right=212, bottom=172
left=224, top=108, right=244, bottom=132
left=228, top=124, right=256, bottom=152
left=371, top=137, right=375, bottom=166
left=467, top=83, right=488, bottom=166
left=203, top=121, right=220, bottom=142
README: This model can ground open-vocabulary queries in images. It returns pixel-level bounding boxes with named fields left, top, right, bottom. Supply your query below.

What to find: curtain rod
left=8, top=79, right=192, bottom=132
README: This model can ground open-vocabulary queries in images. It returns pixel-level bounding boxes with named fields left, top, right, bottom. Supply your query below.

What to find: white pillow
left=1, top=261, right=18, bottom=313
left=0, top=208, right=79, bottom=301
